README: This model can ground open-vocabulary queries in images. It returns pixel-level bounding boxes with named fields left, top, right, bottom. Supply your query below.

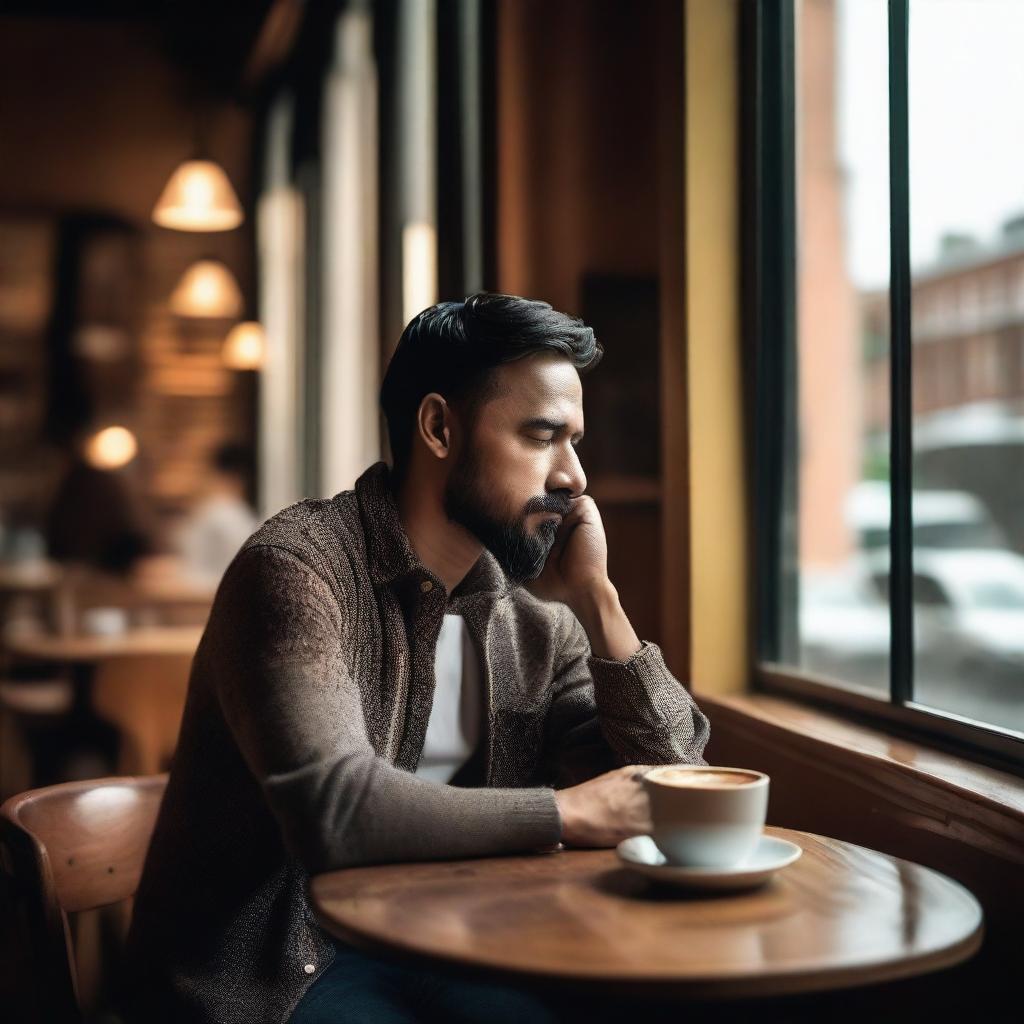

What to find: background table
left=5, top=625, right=203, bottom=663
left=311, top=825, right=983, bottom=999
left=5, top=626, right=203, bottom=778
left=0, top=561, right=62, bottom=592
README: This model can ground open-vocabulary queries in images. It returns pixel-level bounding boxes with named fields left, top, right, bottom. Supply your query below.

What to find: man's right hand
left=553, top=764, right=656, bottom=847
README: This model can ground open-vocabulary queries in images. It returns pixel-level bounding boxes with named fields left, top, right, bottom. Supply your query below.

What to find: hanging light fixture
left=222, top=321, right=266, bottom=370
left=169, top=258, right=243, bottom=318
left=84, top=425, right=138, bottom=470
left=152, top=159, right=244, bottom=231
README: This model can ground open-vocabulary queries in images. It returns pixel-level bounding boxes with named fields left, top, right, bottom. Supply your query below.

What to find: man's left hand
left=527, top=495, right=642, bottom=661
left=527, top=495, right=609, bottom=606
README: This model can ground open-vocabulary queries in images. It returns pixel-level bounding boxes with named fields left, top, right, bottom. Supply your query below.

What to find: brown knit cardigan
left=122, top=460, right=710, bottom=1023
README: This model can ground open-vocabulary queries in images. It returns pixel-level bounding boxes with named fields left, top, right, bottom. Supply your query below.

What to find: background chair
left=0, top=774, right=167, bottom=1022
left=0, top=673, right=75, bottom=799
left=91, top=655, right=192, bottom=775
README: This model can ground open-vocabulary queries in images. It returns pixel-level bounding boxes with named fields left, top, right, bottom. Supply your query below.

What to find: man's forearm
left=555, top=582, right=711, bottom=769
left=569, top=580, right=642, bottom=662
left=264, top=751, right=564, bottom=870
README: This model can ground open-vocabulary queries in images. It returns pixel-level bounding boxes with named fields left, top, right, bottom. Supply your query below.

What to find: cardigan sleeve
left=211, top=544, right=563, bottom=872
left=540, top=605, right=710, bottom=789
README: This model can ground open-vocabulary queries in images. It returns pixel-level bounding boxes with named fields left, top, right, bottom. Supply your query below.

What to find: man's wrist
left=554, top=787, right=578, bottom=844
left=568, top=580, right=642, bottom=662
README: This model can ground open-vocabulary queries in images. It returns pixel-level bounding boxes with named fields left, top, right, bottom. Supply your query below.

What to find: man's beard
left=443, top=445, right=570, bottom=585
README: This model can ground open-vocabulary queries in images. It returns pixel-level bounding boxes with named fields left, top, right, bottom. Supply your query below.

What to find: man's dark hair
left=380, top=292, right=602, bottom=485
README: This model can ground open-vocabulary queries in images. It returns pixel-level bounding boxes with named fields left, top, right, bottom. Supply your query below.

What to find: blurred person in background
left=44, top=442, right=152, bottom=577
left=172, top=441, right=259, bottom=586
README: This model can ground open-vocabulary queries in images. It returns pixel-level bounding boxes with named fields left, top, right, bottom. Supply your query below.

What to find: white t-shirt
left=415, top=613, right=482, bottom=783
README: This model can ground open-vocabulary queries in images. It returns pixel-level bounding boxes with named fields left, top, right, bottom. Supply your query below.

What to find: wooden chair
left=0, top=774, right=167, bottom=1022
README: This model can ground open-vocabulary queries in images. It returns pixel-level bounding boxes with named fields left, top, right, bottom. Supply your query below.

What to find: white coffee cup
left=641, top=765, right=769, bottom=868
left=80, top=606, right=129, bottom=637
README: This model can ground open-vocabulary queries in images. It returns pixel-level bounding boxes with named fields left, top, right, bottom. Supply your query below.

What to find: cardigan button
left=304, top=963, right=316, bottom=975
left=419, top=579, right=434, bottom=593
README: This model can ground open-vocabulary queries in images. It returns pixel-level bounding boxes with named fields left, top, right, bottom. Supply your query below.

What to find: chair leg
left=72, top=907, right=102, bottom=1014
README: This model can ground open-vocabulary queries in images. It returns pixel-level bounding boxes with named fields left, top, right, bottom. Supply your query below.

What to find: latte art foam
left=650, top=769, right=756, bottom=788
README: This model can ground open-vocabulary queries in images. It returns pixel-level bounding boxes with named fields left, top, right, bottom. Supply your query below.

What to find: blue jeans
left=286, top=942, right=869, bottom=1023
left=288, top=942, right=562, bottom=1024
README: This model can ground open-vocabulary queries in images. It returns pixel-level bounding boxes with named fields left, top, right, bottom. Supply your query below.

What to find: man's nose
left=551, top=446, right=587, bottom=499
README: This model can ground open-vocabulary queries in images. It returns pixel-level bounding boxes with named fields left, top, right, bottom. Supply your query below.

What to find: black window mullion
left=750, top=0, right=798, bottom=667
left=888, top=0, right=914, bottom=706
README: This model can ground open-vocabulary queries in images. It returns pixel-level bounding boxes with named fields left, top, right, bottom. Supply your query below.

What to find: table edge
left=309, top=827, right=986, bottom=999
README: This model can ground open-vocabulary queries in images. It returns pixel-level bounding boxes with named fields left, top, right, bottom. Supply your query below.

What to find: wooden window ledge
left=694, top=690, right=1024, bottom=866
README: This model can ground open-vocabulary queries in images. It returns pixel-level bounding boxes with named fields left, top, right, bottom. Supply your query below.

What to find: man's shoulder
left=235, top=490, right=368, bottom=588
left=243, top=491, right=361, bottom=554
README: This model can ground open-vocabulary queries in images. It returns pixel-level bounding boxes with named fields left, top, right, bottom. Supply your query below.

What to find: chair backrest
left=0, top=774, right=167, bottom=1022
left=92, top=655, right=192, bottom=775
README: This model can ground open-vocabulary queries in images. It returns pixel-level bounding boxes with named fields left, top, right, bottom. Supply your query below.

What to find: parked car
left=862, top=547, right=1024, bottom=685
left=844, top=480, right=1009, bottom=552
left=798, top=568, right=890, bottom=692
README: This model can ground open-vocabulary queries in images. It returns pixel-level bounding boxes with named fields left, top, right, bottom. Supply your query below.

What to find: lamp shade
left=84, top=425, right=138, bottom=470
left=153, top=159, right=244, bottom=231
left=169, top=259, right=243, bottom=318
left=222, top=321, right=266, bottom=370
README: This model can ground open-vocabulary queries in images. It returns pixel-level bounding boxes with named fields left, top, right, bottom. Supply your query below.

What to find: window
left=748, top=0, right=1024, bottom=770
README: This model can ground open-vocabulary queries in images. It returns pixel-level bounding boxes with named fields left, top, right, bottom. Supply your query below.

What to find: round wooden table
left=310, top=826, right=983, bottom=999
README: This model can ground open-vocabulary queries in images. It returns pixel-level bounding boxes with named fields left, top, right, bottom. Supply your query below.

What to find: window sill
left=695, top=689, right=1024, bottom=854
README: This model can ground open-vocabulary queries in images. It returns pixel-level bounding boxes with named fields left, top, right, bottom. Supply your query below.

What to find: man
left=123, top=293, right=710, bottom=1023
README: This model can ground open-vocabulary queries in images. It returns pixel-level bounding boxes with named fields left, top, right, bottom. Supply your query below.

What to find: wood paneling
left=496, top=1, right=689, bottom=656
left=0, top=19, right=254, bottom=538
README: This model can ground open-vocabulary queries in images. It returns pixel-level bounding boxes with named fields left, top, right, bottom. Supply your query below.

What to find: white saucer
left=616, top=834, right=802, bottom=891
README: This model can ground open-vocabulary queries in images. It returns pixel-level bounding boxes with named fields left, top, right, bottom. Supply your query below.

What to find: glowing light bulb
left=223, top=321, right=266, bottom=370
left=153, top=160, right=244, bottom=231
left=84, top=426, right=138, bottom=470
left=169, top=259, right=243, bottom=318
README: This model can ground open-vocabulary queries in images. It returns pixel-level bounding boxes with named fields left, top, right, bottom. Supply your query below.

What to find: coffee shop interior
left=1, top=0, right=1022, bottom=1021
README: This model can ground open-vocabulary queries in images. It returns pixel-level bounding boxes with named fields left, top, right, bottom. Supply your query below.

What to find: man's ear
left=416, top=392, right=452, bottom=461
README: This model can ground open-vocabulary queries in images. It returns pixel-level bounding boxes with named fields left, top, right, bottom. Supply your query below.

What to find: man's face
left=443, top=352, right=587, bottom=584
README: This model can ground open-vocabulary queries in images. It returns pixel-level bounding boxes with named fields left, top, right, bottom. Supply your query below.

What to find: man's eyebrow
left=521, top=417, right=584, bottom=442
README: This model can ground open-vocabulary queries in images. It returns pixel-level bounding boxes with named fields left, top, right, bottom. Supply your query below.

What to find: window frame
left=744, top=0, right=1024, bottom=775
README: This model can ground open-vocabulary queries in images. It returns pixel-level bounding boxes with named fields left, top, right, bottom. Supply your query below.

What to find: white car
left=798, top=568, right=890, bottom=691
left=845, top=480, right=1009, bottom=552
left=862, top=548, right=1024, bottom=684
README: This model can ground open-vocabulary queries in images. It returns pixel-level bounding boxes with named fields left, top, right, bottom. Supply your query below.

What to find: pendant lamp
left=169, top=259, right=244, bottom=318
left=222, top=321, right=266, bottom=370
left=153, top=159, right=244, bottom=232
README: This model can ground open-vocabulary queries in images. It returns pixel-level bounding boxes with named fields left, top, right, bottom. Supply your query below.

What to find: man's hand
left=528, top=494, right=642, bottom=662
left=553, top=765, right=655, bottom=847
left=528, top=494, right=609, bottom=607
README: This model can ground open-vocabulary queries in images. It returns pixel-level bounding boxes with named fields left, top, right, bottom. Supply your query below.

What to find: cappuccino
left=642, top=765, right=769, bottom=868
left=651, top=769, right=755, bottom=788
